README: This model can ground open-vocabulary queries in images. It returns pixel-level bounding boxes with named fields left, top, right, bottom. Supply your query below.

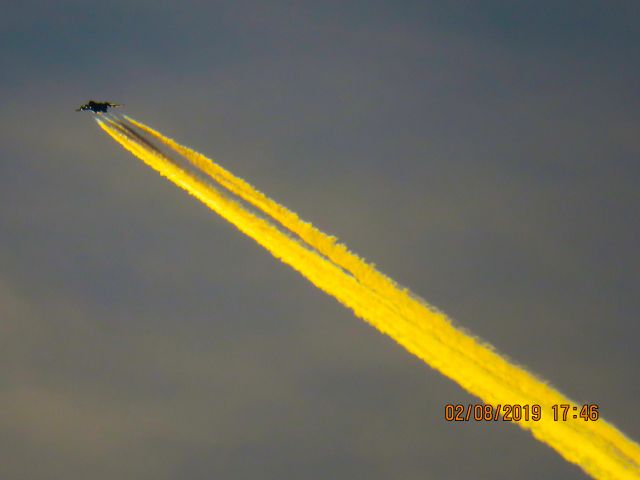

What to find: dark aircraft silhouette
left=76, top=101, right=123, bottom=113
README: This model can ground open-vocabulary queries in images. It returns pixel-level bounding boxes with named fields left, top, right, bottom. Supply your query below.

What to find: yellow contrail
left=98, top=117, right=639, bottom=479
left=122, top=115, right=640, bottom=473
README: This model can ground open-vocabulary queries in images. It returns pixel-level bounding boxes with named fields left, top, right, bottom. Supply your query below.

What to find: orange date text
left=444, top=403, right=542, bottom=422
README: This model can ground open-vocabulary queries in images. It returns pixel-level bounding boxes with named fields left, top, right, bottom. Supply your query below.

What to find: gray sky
left=1, top=1, right=639, bottom=478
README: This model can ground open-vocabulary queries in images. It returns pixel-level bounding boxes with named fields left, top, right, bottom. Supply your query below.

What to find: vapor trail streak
left=98, top=117, right=639, bottom=479
left=121, top=116, right=640, bottom=474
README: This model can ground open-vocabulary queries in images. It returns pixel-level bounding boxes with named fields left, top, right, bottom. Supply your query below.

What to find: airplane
left=76, top=100, right=123, bottom=113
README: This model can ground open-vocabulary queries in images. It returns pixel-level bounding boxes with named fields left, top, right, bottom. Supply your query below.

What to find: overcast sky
left=1, top=1, right=639, bottom=479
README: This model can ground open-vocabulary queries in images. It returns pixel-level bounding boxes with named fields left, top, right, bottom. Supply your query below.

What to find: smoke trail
left=97, top=117, right=640, bottom=479
left=121, top=116, right=640, bottom=470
